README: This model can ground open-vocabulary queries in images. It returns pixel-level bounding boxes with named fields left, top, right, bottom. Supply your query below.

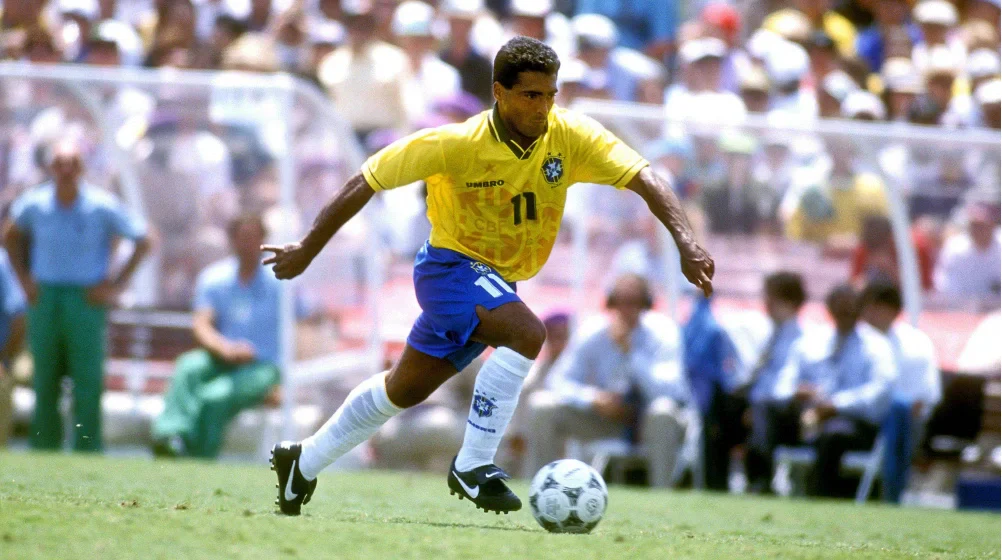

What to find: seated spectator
left=933, top=203, right=1001, bottom=298
left=439, top=0, right=494, bottom=106
left=740, top=272, right=807, bottom=493
left=911, top=0, right=965, bottom=74
left=569, top=13, right=664, bottom=102
left=393, top=1, right=462, bottom=123
left=773, top=285, right=895, bottom=498
left=855, top=0, right=921, bottom=72
left=817, top=70, right=859, bottom=118
left=762, top=0, right=857, bottom=58
left=701, top=131, right=774, bottom=235
left=766, top=39, right=817, bottom=120
left=967, top=49, right=1000, bottom=96
left=783, top=134, right=889, bottom=245
left=525, top=274, right=689, bottom=487
left=859, top=281, right=941, bottom=503
left=665, top=37, right=747, bottom=126
left=151, top=214, right=281, bottom=458
left=700, top=2, right=751, bottom=93
left=850, top=215, right=935, bottom=291
left=739, top=66, right=772, bottom=113
left=881, top=57, right=922, bottom=122
left=0, top=247, right=27, bottom=448
left=975, top=79, right=1002, bottom=129
left=683, top=295, right=740, bottom=491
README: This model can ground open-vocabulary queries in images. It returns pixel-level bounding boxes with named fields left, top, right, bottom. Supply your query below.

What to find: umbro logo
left=466, top=179, right=505, bottom=188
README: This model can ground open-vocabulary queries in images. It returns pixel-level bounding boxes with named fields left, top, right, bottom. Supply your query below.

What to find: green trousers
left=28, top=285, right=107, bottom=452
left=152, top=349, right=280, bottom=458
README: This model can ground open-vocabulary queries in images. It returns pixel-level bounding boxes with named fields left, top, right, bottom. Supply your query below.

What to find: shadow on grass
left=382, top=517, right=536, bottom=533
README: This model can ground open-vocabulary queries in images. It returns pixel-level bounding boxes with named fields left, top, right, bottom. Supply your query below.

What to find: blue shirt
left=194, top=258, right=281, bottom=365
left=0, top=249, right=26, bottom=350
left=545, top=312, right=689, bottom=409
left=747, top=319, right=803, bottom=405
left=855, top=24, right=922, bottom=72
left=774, top=324, right=895, bottom=425
left=10, top=182, right=148, bottom=286
left=682, top=297, right=737, bottom=415
left=575, top=0, right=677, bottom=50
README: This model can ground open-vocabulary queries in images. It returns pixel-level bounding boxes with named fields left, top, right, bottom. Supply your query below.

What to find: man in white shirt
left=859, top=281, right=941, bottom=503
left=524, top=274, right=689, bottom=487
left=934, top=203, right=1001, bottom=298
left=392, top=1, right=462, bottom=125
left=774, top=285, right=896, bottom=497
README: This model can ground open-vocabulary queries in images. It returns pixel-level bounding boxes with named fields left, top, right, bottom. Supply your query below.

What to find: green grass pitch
left=1, top=452, right=998, bottom=559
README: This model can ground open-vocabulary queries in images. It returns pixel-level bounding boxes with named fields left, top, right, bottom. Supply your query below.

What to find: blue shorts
left=407, top=242, right=521, bottom=371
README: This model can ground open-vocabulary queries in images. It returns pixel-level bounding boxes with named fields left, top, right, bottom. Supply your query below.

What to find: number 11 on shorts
left=474, top=274, right=514, bottom=298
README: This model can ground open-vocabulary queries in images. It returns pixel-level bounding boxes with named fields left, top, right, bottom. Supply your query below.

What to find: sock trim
left=372, top=372, right=404, bottom=416
left=490, top=347, right=534, bottom=378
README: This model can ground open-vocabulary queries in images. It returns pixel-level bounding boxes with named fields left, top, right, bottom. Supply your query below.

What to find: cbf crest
left=470, top=261, right=492, bottom=275
left=541, top=153, right=564, bottom=185
left=472, top=391, right=498, bottom=418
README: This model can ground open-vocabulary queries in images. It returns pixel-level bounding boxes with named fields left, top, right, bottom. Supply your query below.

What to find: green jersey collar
left=489, top=104, right=541, bottom=160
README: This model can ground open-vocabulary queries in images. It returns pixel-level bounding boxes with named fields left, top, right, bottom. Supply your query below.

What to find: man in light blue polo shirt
left=152, top=213, right=281, bottom=459
left=3, top=140, right=151, bottom=452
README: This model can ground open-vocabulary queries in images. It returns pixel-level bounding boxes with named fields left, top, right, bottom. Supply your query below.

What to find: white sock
left=454, top=347, right=533, bottom=472
left=299, top=372, right=402, bottom=480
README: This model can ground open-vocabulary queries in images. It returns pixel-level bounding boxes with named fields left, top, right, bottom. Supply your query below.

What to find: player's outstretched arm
left=262, top=172, right=374, bottom=280
left=626, top=167, right=715, bottom=297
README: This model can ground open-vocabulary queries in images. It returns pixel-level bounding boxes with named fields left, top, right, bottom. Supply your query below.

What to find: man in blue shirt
left=773, top=284, right=896, bottom=497
left=525, top=274, right=689, bottom=487
left=152, top=214, right=282, bottom=458
left=3, top=140, right=151, bottom=452
left=575, top=0, right=678, bottom=60
left=0, top=248, right=27, bottom=448
left=742, top=272, right=807, bottom=493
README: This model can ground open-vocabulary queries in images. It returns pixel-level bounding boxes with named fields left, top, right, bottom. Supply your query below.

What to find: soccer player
left=262, top=37, right=714, bottom=516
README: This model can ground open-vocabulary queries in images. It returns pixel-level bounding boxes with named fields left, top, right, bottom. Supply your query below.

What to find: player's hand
left=677, top=241, right=714, bottom=297
left=221, top=341, right=257, bottom=365
left=261, top=241, right=314, bottom=280
left=593, top=391, right=632, bottom=423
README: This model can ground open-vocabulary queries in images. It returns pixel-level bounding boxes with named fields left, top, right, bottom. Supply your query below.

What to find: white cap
left=765, top=39, right=808, bottom=85
left=924, top=44, right=960, bottom=77
left=571, top=14, right=618, bottom=49
left=308, top=18, right=345, bottom=45
left=882, top=57, right=922, bottom=93
left=59, top=0, right=99, bottom=19
left=747, top=28, right=782, bottom=61
left=441, top=0, right=484, bottom=18
left=841, top=90, right=887, bottom=119
left=968, top=48, right=1001, bottom=79
left=821, top=70, right=859, bottom=100
left=558, top=57, right=588, bottom=84
left=679, top=37, right=727, bottom=64
left=511, top=0, right=553, bottom=18
left=975, top=79, right=1002, bottom=105
left=392, top=1, right=435, bottom=37
left=913, top=0, right=958, bottom=26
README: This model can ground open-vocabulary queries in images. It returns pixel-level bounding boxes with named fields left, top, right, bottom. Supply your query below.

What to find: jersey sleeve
left=361, top=127, right=447, bottom=191
left=566, top=113, right=649, bottom=189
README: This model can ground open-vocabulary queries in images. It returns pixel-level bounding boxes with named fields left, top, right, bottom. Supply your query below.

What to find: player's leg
left=272, top=343, right=457, bottom=515
left=453, top=300, right=546, bottom=472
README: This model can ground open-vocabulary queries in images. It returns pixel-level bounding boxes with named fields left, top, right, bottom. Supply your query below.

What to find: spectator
left=0, top=247, right=27, bottom=448
left=700, top=2, right=750, bottom=93
left=762, top=0, right=857, bottom=58
left=881, top=57, right=923, bottom=121
left=850, top=215, right=936, bottom=290
left=773, top=284, right=896, bottom=498
left=665, top=37, right=746, bottom=125
left=806, top=30, right=841, bottom=85
left=3, top=139, right=152, bottom=452
left=151, top=214, right=281, bottom=458
left=817, top=69, right=859, bottom=118
left=701, top=130, right=773, bottom=234
left=439, top=0, right=494, bottom=106
left=974, top=78, right=1002, bottom=129
left=752, top=134, right=795, bottom=223
left=766, top=39, right=817, bottom=120
left=316, top=0, right=411, bottom=139
left=683, top=295, right=740, bottom=491
left=574, top=0, right=678, bottom=60
left=859, top=281, right=941, bottom=503
left=569, top=13, right=664, bottom=102
left=967, top=48, right=1001, bottom=95
left=739, top=66, right=772, bottom=113
left=742, top=272, right=807, bottom=494
left=393, top=1, right=462, bottom=122
left=855, top=0, right=921, bottom=72
left=506, top=0, right=572, bottom=62
left=933, top=203, right=1001, bottom=297
left=911, top=0, right=964, bottom=73
left=525, top=274, right=689, bottom=487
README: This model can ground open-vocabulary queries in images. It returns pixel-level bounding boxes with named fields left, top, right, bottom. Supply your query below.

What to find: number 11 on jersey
left=474, top=273, right=515, bottom=298
left=510, top=192, right=537, bottom=225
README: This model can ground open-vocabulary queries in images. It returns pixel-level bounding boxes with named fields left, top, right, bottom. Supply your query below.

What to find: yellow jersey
left=362, top=106, right=649, bottom=281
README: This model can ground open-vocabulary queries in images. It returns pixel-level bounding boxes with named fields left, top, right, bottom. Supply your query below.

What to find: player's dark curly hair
left=493, top=36, right=560, bottom=89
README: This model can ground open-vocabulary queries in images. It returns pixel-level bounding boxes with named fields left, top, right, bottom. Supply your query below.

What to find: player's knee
left=516, top=316, right=547, bottom=358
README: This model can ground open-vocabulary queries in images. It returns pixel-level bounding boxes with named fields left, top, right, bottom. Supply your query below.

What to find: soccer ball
left=528, top=459, right=608, bottom=534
